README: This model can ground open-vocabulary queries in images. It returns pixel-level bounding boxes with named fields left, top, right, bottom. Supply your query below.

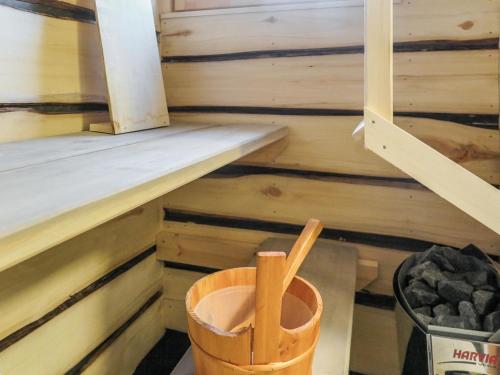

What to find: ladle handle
left=282, top=218, right=323, bottom=293
left=253, top=252, right=286, bottom=364
left=229, top=219, right=323, bottom=333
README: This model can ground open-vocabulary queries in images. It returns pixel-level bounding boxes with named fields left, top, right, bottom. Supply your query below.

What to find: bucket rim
left=186, top=266, right=323, bottom=336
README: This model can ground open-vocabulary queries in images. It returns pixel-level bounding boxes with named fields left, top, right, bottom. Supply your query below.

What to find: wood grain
left=170, top=112, right=500, bottom=184
left=0, top=254, right=162, bottom=374
left=161, top=0, right=499, bottom=57
left=163, top=173, right=500, bottom=251
left=253, top=252, right=285, bottom=364
left=94, top=0, right=169, bottom=133
left=163, top=50, right=498, bottom=114
left=158, top=220, right=412, bottom=296
left=0, top=123, right=286, bottom=272
left=0, top=200, right=160, bottom=342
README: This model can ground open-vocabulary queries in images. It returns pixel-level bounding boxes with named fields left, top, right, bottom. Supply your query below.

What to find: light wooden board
left=82, top=298, right=164, bottom=375
left=163, top=50, right=498, bottom=114
left=0, top=200, right=160, bottom=341
left=0, top=111, right=109, bottom=143
left=365, top=0, right=393, bottom=120
left=0, top=123, right=286, bottom=272
left=161, top=0, right=499, bottom=56
left=94, top=0, right=169, bottom=134
left=0, top=124, right=209, bottom=172
left=0, top=254, right=162, bottom=375
left=171, top=112, right=500, bottom=185
left=162, top=174, right=500, bottom=252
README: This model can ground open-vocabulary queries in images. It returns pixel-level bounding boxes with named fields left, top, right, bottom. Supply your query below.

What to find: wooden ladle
left=229, top=218, right=323, bottom=333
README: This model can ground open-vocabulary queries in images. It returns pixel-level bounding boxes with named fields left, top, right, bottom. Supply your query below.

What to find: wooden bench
left=0, top=123, right=286, bottom=272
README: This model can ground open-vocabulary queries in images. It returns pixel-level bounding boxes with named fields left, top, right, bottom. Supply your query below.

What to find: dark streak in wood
left=208, top=165, right=500, bottom=189
left=0, top=247, right=156, bottom=352
left=162, top=38, right=499, bottom=63
left=163, top=209, right=440, bottom=252
left=66, top=291, right=162, bottom=375
left=0, top=0, right=95, bottom=23
left=0, top=102, right=108, bottom=114
left=209, top=164, right=420, bottom=186
left=169, top=106, right=499, bottom=129
left=163, top=260, right=396, bottom=310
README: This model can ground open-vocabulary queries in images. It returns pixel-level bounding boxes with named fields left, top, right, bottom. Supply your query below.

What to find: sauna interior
left=0, top=0, right=499, bottom=374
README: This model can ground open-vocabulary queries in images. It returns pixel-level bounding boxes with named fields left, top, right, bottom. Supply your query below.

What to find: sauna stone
left=458, top=301, right=481, bottom=330
left=404, top=281, right=440, bottom=308
left=437, top=280, right=473, bottom=304
left=414, top=306, right=432, bottom=316
left=432, top=315, right=475, bottom=330
left=473, top=290, right=496, bottom=315
left=484, top=311, right=500, bottom=332
left=433, top=303, right=456, bottom=317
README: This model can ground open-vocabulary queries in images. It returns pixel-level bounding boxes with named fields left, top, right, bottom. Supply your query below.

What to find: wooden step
left=0, top=123, right=287, bottom=272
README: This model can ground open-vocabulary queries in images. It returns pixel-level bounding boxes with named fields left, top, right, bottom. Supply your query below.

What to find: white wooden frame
left=363, top=0, right=500, bottom=235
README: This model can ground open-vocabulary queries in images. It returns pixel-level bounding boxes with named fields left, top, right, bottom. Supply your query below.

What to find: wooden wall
left=0, top=0, right=163, bottom=143
left=0, top=200, right=164, bottom=373
left=159, top=1, right=500, bottom=374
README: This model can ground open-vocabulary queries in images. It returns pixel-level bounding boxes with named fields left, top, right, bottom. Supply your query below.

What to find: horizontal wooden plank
left=161, top=0, right=499, bottom=56
left=158, top=220, right=411, bottom=296
left=79, top=297, right=163, bottom=375
left=163, top=173, right=500, bottom=252
left=0, top=111, right=109, bottom=143
left=0, top=123, right=286, bottom=273
left=0, top=5, right=106, bottom=104
left=0, top=200, right=160, bottom=342
left=163, top=50, right=499, bottom=114
left=0, top=253, right=162, bottom=374
left=161, top=266, right=399, bottom=375
left=171, top=112, right=500, bottom=184
left=0, top=124, right=208, bottom=172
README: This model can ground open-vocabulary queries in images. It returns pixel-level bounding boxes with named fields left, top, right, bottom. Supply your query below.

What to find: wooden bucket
left=186, top=267, right=323, bottom=375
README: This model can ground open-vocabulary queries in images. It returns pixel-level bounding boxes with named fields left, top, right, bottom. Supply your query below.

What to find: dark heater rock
left=478, top=285, right=496, bottom=292
left=422, top=268, right=446, bottom=289
left=437, top=280, right=473, bottom=304
left=414, top=306, right=432, bottom=317
left=404, top=281, right=440, bottom=308
left=408, top=261, right=440, bottom=279
left=464, top=271, right=489, bottom=287
left=433, top=303, right=456, bottom=317
left=416, top=313, right=433, bottom=326
left=429, top=252, right=456, bottom=272
left=484, top=311, right=500, bottom=332
left=443, top=271, right=466, bottom=282
left=472, top=290, right=496, bottom=315
left=432, top=315, right=477, bottom=330
left=458, top=301, right=481, bottom=330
